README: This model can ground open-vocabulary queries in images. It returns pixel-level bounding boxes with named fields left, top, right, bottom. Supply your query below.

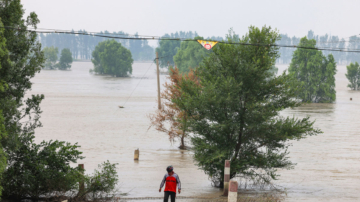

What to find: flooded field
left=28, top=62, right=360, bottom=201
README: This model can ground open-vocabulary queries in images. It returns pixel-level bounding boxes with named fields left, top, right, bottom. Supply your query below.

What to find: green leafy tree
left=91, top=40, right=133, bottom=77
left=288, top=37, right=337, bottom=103
left=59, top=48, right=73, bottom=70
left=345, top=62, right=360, bottom=90
left=0, top=0, right=45, bottom=157
left=43, top=46, right=58, bottom=69
left=0, top=0, right=44, bottom=199
left=173, top=26, right=321, bottom=186
left=173, top=36, right=209, bottom=73
left=0, top=1, right=45, bottom=198
left=2, top=140, right=84, bottom=200
left=0, top=2, right=119, bottom=200
left=0, top=18, right=8, bottom=197
left=2, top=139, right=119, bottom=201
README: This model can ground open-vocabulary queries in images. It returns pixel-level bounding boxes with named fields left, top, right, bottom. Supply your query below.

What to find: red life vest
left=160, top=173, right=181, bottom=193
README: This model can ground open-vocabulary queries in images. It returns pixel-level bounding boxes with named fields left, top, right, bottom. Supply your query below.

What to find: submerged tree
left=149, top=67, right=198, bottom=149
left=345, top=62, right=360, bottom=90
left=59, top=48, right=73, bottom=70
left=173, top=26, right=321, bottom=186
left=43, top=46, right=58, bottom=69
left=288, top=37, right=337, bottom=103
left=91, top=40, right=133, bottom=77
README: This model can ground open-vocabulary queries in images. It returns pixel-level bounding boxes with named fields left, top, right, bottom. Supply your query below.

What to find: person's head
left=166, top=165, right=174, bottom=174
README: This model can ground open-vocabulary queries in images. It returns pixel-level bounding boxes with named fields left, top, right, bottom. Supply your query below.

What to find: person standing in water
left=159, top=165, right=181, bottom=202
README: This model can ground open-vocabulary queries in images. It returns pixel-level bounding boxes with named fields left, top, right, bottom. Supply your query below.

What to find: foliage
left=2, top=138, right=119, bottom=201
left=156, top=39, right=180, bottom=68
left=288, top=37, right=337, bottom=103
left=39, top=30, right=154, bottom=61
left=173, top=26, right=321, bottom=186
left=155, top=32, right=198, bottom=69
left=277, top=31, right=353, bottom=65
left=0, top=0, right=45, bottom=159
left=345, top=62, right=360, bottom=90
left=148, top=67, right=198, bottom=149
left=0, top=2, right=120, bottom=201
left=78, top=161, right=119, bottom=200
left=2, top=139, right=84, bottom=201
left=43, top=46, right=59, bottom=69
left=91, top=40, right=133, bottom=77
left=59, top=48, right=73, bottom=70
left=0, top=18, right=9, bottom=198
left=39, top=28, right=359, bottom=65
left=173, top=36, right=210, bottom=73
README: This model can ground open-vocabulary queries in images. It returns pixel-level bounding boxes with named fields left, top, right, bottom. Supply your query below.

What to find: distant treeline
left=39, top=30, right=360, bottom=64
left=38, top=30, right=155, bottom=61
left=278, top=30, right=360, bottom=64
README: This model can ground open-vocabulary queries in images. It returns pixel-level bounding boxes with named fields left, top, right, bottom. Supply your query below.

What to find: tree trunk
left=179, top=135, right=185, bottom=150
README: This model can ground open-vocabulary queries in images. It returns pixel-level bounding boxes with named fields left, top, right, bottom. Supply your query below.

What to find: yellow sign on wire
left=197, top=40, right=218, bottom=50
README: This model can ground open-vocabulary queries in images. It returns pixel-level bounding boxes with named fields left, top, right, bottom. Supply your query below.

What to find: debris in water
left=119, top=106, right=124, bottom=108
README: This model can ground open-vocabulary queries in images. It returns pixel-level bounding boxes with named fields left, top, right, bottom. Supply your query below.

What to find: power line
left=25, top=26, right=160, bottom=38
left=2, top=26, right=360, bottom=53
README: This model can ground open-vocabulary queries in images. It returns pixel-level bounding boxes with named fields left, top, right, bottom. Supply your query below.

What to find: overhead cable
left=2, top=26, right=360, bottom=53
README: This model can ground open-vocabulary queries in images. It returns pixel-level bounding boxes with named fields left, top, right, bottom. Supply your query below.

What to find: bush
left=77, top=161, right=119, bottom=200
left=2, top=139, right=83, bottom=201
left=2, top=139, right=119, bottom=201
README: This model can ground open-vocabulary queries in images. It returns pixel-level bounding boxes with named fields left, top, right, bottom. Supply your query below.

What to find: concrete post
left=223, top=160, right=231, bottom=196
left=134, top=149, right=139, bottom=160
left=228, top=180, right=238, bottom=202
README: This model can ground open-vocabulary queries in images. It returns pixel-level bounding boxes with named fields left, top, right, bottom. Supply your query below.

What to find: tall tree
left=0, top=0, right=45, bottom=197
left=0, top=0, right=45, bottom=150
left=148, top=67, right=197, bottom=149
left=91, top=40, right=133, bottom=77
left=59, top=48, right=73, bottom=70
left=173, top=36, right=209, bottom=73
left=288, top=37, right=337, bottom=103
left=0, top=17, right=9, bottom=198
left=345, top=62, right=360, bottom=90
left=173, top=26, right=321, bottom=186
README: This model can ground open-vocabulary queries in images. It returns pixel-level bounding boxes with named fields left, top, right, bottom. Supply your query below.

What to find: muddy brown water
left=28, top=62, right=360, bottom=201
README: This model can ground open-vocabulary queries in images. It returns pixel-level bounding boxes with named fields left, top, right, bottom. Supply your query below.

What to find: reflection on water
left=28, top=62, right=360, bottom=201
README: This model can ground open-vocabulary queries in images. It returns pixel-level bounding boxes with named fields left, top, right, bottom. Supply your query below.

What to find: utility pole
left=156, top=52, right=161, bottom=109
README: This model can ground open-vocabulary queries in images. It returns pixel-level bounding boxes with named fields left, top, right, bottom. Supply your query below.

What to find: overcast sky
left=22, top=0, right=359, bottom=41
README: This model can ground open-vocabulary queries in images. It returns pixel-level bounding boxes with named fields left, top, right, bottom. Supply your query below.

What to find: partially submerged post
left=350, top=98, right=352, bottom=101
left=228, top=180, right=238, bottom=202
left=134, top=149, right=139, bottom=160
left=223, top=160, right=231, bottom=196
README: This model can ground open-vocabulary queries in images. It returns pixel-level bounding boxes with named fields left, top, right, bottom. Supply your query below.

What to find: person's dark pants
left=164, top=191, right=176, bottom=202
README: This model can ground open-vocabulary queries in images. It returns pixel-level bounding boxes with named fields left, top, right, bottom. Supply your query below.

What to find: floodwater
left=28, top=62, right=360, bottom=201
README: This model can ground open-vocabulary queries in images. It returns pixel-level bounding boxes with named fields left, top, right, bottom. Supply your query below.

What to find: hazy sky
left=23, top=0, right=359, bottom=40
